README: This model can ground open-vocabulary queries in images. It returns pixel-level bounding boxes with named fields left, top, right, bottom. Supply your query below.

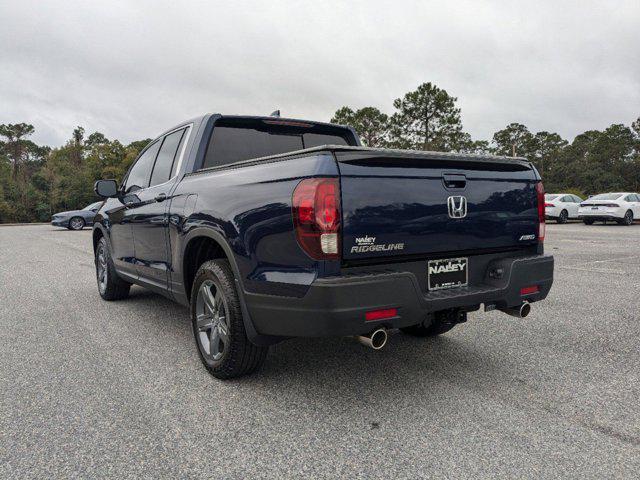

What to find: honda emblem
left=447, top=196, right=467, bottom=219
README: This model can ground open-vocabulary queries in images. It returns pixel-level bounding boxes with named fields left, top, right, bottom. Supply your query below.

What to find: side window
left=572, top=195, right=582, bottom=203
left=170, top=128, right=189, bottom=178
left=624, top=195, right=634, bottom=202
left=149, top=129, right=186, bottom=187
left=561, top=196, right=571, bottom=203
left=125, top=141, right=161, bottom=193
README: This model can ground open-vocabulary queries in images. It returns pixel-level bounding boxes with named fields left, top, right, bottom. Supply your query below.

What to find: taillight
left=536, top=181, right=545, bottom=242
left=292, top=177, right=341, bottom=260
left=544, top=203, right=555, bottom=208
left=604, top=203, right=619, bottom=208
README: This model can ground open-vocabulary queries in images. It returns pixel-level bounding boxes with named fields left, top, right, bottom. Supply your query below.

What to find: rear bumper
left=578, top=214, right=620, bottom=220
left=545, top=207, right=560, bottom=219
left=246, top=254, right=554, bottom=338
left=578, top=209, right=623, bottom=219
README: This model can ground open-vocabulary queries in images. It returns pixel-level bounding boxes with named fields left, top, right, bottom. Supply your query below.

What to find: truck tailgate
left=336, top=150, right=540, bottom=261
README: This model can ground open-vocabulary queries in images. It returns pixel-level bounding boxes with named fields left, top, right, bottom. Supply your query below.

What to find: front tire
left=583, top=218, right=594, bottom=225
left=557, top=210, right=568, bottom=224
left=68, top=216, right=85, bottom=230
left=95, top=237, right=130, bottom=300
left=401, top=309, right=465, bottom=337
left=191, top=260, right=268, bottom=379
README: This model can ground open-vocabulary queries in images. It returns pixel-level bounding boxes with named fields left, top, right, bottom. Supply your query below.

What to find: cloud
left=1, top=0, right=638, bottom=146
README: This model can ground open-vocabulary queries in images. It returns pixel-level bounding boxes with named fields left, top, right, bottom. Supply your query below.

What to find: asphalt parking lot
left=1, top=223, right=639, bottom=478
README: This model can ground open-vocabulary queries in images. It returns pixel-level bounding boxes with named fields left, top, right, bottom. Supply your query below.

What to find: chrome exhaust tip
left=500, top=301, right=531, bottom=318
left=356, top=328, right=388, bottom=350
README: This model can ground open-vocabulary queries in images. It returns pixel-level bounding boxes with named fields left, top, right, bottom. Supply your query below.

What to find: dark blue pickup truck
left=93, top=114, right=554, bottom=379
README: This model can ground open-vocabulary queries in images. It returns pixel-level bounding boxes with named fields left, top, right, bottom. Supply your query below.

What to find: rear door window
left=125, top=141, right=161, bottom=193
left=149, top=128, right=186, bottom=187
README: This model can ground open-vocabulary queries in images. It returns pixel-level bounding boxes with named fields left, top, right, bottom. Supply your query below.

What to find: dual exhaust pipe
left=355, top=302, right=531, bottom=350
left=499, top=301, right=531, bottom=318
left=355, top=328, right=388, bottom=350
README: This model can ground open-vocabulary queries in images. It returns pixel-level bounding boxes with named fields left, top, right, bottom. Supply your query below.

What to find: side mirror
left=94, top=179, right=119, bottom=198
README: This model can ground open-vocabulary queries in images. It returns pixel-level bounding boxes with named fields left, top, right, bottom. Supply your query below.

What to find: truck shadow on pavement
left=262, top=333, right=506, bottom=394
left=125, top=287, right=510, bottom=404
left=124, top=287, right=636, bottom=445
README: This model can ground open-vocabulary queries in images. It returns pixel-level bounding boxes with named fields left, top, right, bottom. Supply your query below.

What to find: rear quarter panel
left=168, top=153, right=339, bottom=300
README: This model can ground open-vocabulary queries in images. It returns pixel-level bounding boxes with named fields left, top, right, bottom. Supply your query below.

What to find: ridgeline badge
left=351, top=235, right=404, bottom=254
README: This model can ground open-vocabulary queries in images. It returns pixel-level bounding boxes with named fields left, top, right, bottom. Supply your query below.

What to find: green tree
left=331, top=106, right=390, bottom=147
left=554, top=125, right=637, bottom=194
left=532, top=131, right=567, bottom=179
left=71, top=126, right=85, bottom=166
left=631, top=116, right=640, bottom=137
left=450, top=133, right=493, bottom=155
left=389, top=82, right=465, bottom=151
left=86, top=131, right=109, bottom=148
left=492, top=123, right=536, bottom=158
left=0, top=123, right=36, bottom=179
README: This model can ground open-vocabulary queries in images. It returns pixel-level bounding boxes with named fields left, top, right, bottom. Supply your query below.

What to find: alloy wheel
left=96, top=244, right=108, bottom=293
left=559, top=210, right=568, bottom=223
left=195, top=279, right=230, bottom=361
left=70, top=218, right=84, bottom=230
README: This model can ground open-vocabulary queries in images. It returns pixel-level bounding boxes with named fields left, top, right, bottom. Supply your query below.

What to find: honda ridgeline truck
left=93, top=114, right=554, bottom=379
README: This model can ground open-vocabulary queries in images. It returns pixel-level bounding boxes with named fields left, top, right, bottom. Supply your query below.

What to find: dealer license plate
left=428, top=257, right=468, bottom=291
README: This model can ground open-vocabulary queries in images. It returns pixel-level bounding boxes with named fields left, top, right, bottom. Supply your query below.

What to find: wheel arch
left=180, top=228, right=282, bottom=347
left=182, top=233, right=230, bottom=302
left=92, top=223, right=108, bottom=253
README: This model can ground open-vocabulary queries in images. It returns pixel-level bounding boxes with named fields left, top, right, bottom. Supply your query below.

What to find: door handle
left=442, top=173, right=466, bottom=190
left=155, top=193, right=167, bottom=202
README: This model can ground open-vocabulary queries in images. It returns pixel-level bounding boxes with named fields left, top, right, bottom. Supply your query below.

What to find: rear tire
left=583, top=218, right=594, bottom=225
left=190, top=260, right=268, bottom=379
left=95, top=237, right=130, bottom=300
left=68, top=216, right=85, bottom=230
left=401, top=309, right=465, bottom=337
left=557, top=210, right=568, bottom=224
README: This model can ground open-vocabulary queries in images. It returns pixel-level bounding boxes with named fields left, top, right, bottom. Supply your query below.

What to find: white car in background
left=545, top=193, right=583, bottom=223
left=578, top=192, right=640, bottom=226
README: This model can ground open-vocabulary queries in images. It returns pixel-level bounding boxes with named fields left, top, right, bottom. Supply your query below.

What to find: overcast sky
left=1, top=0, right=638, bottom=147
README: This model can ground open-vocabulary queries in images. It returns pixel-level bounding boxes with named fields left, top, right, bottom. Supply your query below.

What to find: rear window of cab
left=202, top=118, right=355, bottom=169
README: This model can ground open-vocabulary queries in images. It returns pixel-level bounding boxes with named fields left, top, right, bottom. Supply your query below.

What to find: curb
left=0, top=222, right=50, bottom=227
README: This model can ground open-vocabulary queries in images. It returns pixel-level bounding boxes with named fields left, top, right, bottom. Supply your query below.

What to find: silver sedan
left=51, top=201, right=102, bottom=230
